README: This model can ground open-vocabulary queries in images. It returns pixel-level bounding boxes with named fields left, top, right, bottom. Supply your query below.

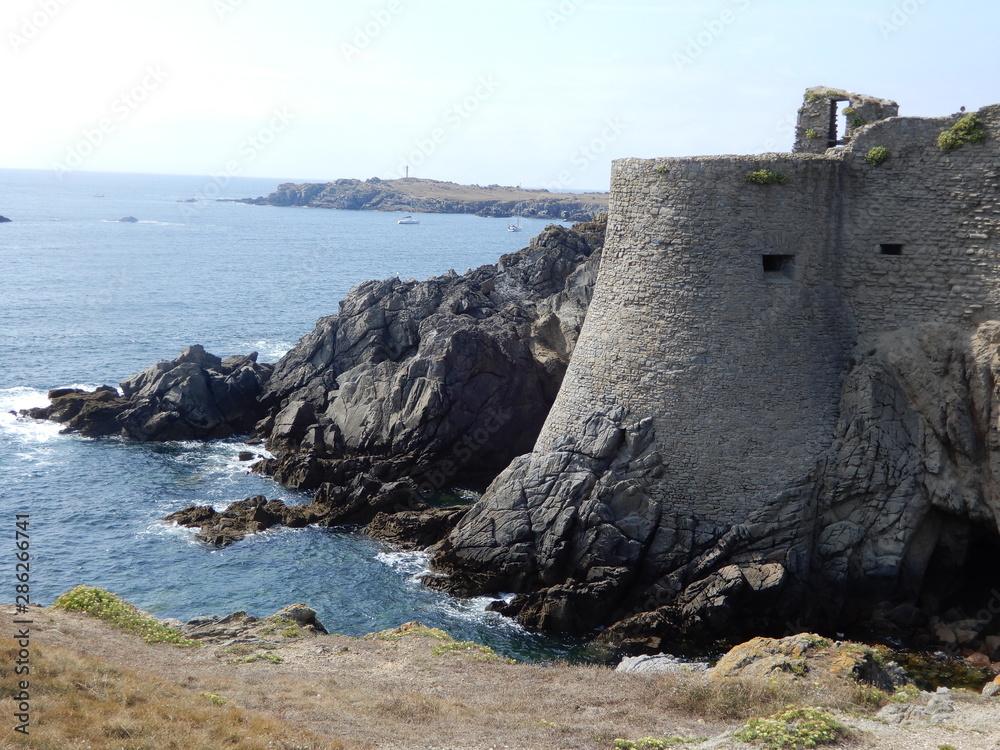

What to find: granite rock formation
left=241, top=177, right=608, bottom=221
left=24, top=345, right=272, bottom=440
left=431, top=322, right=1000, bottom=658
left=31, top=220, right=605, bottom=540
left=251, top=219, right=605, bottom=501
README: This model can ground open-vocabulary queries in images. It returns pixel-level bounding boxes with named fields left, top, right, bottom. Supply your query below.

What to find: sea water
left=0, top=168, right=580, bottom=660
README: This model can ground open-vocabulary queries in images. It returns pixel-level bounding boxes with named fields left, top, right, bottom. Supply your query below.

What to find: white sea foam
left=0, top=387, right=61, bottom=443
left=243, top=339, right=295, bottom=362
left=375, top=550, right=433, bottom=581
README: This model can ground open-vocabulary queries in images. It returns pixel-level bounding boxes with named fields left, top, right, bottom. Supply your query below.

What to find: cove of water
left=0, top=168, right=583, bottom=660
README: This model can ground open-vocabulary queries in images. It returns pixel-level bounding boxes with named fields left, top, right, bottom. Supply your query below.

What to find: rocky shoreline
left=238, top=176, right=608, bottom=221
left=20, top=215, right=1000, bottom=667
left=23, top=218, right=604, bottom=540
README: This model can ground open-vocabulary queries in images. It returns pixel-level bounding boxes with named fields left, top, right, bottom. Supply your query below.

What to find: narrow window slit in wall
left=879, top=243, right=904, bottom=255
left=762, top=254, right=795, bottom=280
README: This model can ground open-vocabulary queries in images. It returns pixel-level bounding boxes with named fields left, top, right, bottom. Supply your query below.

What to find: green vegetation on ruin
left=938, top=113, right=988, bottom=151
left=745, top=169, right=788, bottom=185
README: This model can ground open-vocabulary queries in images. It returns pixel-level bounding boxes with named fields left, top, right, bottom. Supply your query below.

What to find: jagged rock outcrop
left=241, top=177, right=608, bottom=221
left=0, top=215, right=11, bottom=223
left=431, top=322, right=1000, bottom=658
left=165, top=477, right=426, bottom=546
left=28, top=220, right=605, bottom=543
left=179, top=603, right=328, bottom=644
left=25, top=345, right=272, bottom=440
left=253, top=219, right=605, bottom=502
left=365, top=507, right=471, bottom=550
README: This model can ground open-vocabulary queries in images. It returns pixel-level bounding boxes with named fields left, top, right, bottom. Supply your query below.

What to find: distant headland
left=237, top=177, right=608, bottom=221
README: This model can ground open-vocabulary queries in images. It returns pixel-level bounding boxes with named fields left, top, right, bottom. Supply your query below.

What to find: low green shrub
left=745, top=169, right=788, bottom=185
left=735, top=706, right=845, bottom=749
left=939, top=113, right=988, bottom=150
left=865, top=146, right=891, bottom=167
left=53, top=585, right=199, bottom=647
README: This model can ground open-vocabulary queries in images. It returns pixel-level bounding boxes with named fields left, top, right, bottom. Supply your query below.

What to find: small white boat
left=397, top=215, right=419, bottom=225
left=507, top=215, right=522, bottom=232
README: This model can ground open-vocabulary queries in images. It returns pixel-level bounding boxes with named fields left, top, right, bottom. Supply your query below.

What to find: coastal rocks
left=615, top=653, right=707, bottom=675
left=365, top=507, right=471, bottom=550
left=241, top=177, right=608, bottom=221
left=165, top=476, right=432, bottom=547
left=118, top=216, right=138, bottom=223
left=705, top=634, right=908, bottom=693
left=25, top=385, right=129, bottom=437
left=430, top=322, right=1000, bottom=654
left=429, top=406, right=664, bottom=634
left=253, top=219, right=605, bottom=503
left=26, top=345, right=272, bottom=440
left=0, top=215, right=11, bottom=223
left=180, top=603, right=328, bottom=645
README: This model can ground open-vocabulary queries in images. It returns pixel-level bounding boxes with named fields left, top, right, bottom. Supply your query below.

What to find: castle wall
left=537, top=154, right=853, bottom=523
left=536, top=102, right=1000, bottom=526
left=840, top=106, right=1000, bottom=335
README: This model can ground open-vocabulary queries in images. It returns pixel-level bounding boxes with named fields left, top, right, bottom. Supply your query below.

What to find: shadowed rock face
left=23, top=345, right=272, bottom=440
left=251, top=218, right=606, bottom=499
left=431, top=322, right=1000, bottom=658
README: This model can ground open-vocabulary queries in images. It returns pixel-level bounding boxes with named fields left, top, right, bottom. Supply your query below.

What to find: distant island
left=237, top=177, right=608, bottom=221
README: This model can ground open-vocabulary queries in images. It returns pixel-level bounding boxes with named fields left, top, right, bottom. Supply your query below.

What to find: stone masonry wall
left=535, top=101, right=1000, bottom=526
left=841, top=106, right=1000, bottom=336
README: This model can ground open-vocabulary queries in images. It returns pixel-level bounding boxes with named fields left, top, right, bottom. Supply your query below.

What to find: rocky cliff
left=29, top=220, right=605, bottom=534
left=240, top=177, right=608, bottom=221
left=430, top=322, right=1000, bottom=659
left=250, top=218, right=605, bottom=502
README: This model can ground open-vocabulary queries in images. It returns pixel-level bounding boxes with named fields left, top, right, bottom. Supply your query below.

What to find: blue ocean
left=0, top=168, right=577, bottom=660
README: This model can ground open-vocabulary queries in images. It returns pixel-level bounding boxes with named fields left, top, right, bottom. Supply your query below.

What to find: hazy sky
left=3, top=0, right=998, bottom=190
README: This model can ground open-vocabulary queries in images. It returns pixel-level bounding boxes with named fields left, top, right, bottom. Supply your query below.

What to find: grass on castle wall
left=0, top=643, right=348, bottom=750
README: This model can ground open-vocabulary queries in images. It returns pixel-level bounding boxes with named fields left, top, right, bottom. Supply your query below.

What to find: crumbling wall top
left=794, top=86, right=899, bottom=154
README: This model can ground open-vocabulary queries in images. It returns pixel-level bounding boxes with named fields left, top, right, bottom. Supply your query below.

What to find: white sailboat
left=507, top=213, right=522, bottom=232
left=397, top=214, right=419, bottom=224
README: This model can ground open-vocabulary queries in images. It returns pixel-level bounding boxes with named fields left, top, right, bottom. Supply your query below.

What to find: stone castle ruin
left=433, top=87, right=1000, bottom=657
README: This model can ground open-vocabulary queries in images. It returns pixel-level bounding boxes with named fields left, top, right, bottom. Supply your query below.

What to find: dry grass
left=389, top=177, right=609, bottom=204
left=0, top=643, right=348, bottom=750
left=0, top=605, right=916, bottom=750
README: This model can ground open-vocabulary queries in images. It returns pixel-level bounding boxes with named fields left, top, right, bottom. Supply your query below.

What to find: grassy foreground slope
left=2, top=601, right=998, bottom=750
